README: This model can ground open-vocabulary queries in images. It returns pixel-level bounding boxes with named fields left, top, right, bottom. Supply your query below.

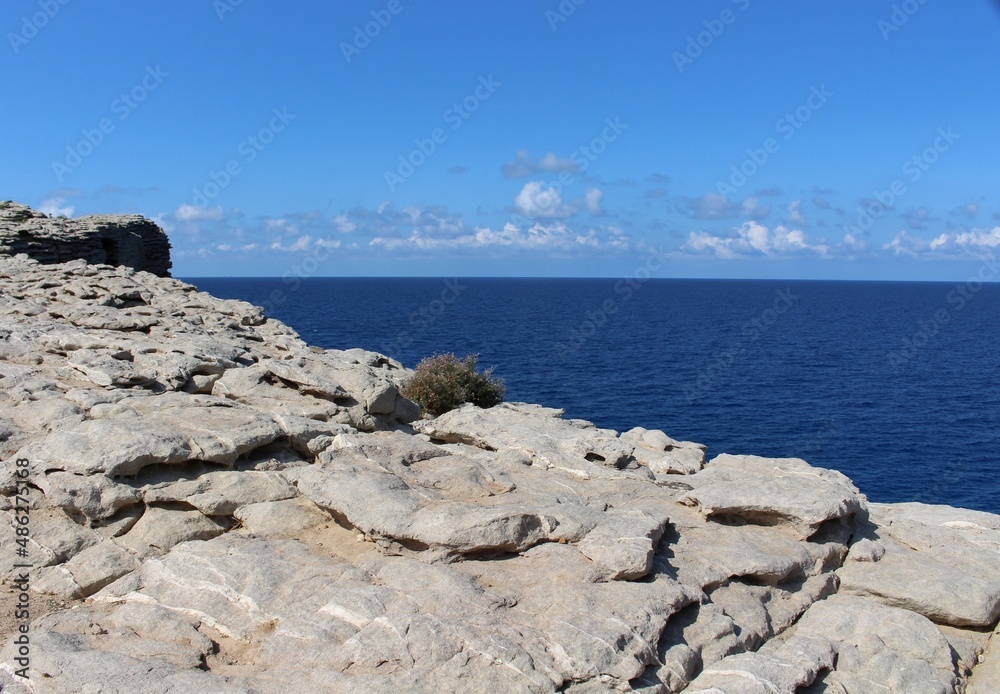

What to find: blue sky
left=3, top=0, right=1000, bottom=279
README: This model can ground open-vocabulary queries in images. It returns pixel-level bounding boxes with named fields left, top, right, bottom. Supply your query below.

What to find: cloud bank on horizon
left=4, top=1, right=999, bottom=279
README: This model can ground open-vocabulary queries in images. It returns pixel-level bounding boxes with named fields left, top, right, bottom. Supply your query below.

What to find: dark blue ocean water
left=187, top=277, right=1000, bottom=514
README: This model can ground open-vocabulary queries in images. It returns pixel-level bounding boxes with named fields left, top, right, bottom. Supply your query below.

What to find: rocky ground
left=0, top=211, right=997, bottom=692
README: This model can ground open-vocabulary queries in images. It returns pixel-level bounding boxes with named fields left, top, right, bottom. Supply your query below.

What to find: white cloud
left=39, top=196, right=74, bottom=217
left=884, top=227, right=1000, bottom=256
left=787, top=200, right=807, bottom=225
left=685, top=221, right=830, bottom=258
left=537, top=152, right=577, bottom=173
left=842, top=231, right=867, bottom=251
left=370, top=221, right=629, bottom=253
left=270, top=235, right=341, bottom=253
left=332, top=214, right=356, bottom=233
left=585, top=188, right=604, bottom=215
left=954, top=227, right=1000, bottom=248
left=513, top=183, right=605, bottom=219
left=263, top=218, right=290, bottom=231
left=175, top=204, right=224, bottom=222
left=883, top=231, right=927, bottom=256
left=741, top=196, right=771, bottom=220
left=514, top=182, right=575, bottom=218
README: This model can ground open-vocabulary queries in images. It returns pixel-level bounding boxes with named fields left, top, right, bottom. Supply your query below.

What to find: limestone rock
left=34, top=540, right=141, bottom=598
left=577, top=507, right=667, bottom=580
left=789, top=594, right=959, bottom=692
left=233, top=497, right=331, bottom=537
left=66, top=348, right=154, bottom=387
left=679, top=454, right=865, bottom=539
left=139, top=470, right=298, bottom=516
left=16, top=398, right=284, bottom=476
left=416, top=402, right=639, bottom=479
left=37, top=471, right=141, bottom=521
left=116, top=505, right=230, bottom=557
left=686, top=634, right=835, bottom=693
left=621, top=426, right=706, bottom=475
left=838, top=503, right=1000, bottom=628
left=0, top=202, right=172, bottom=276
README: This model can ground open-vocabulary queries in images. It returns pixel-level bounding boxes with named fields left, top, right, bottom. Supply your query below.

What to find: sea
left=187, top=277, right=1000, bottom=515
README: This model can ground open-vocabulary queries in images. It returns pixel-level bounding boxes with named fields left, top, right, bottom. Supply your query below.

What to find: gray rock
left=0, top=202, right=172, bottom=276
left=24, top=507, right=101, bottom=562
left=621, top=427, right=706, bottom=475
left=117, top=505, right=229, bottom=557
left=787, top=594, right=959, bottom=693
left=16, top=398, right=283, bottom=476
left=838, top=503, right=1000, bottom=628
left=686, top=634, right=835, bottom=693
left=669, top=509, right=845, bottom=588
left=37, top=471, right=141, bottom=521
left=679, top=454, right=865, bottom=539
left=234, top=497, right=331, bottom=537
left=66, top=348, right=153, bottom=387
left=140, top=470, right=297, bottom=515
left=416, top=402, right=639, bottom=479
left=264, top=357, right=349, bottom=400
left=577, top=507, right=667, bottom=580
left=34, top=540, right=141, bottom=598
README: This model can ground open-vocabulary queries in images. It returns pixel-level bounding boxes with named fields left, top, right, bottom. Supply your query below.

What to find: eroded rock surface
left=0, top=207, right=998, bottom=692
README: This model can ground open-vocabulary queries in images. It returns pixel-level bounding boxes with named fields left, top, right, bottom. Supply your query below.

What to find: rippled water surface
left=188, top=277, right=1000, bottom=513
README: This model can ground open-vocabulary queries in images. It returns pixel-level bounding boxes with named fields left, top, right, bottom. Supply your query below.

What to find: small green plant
left=402, top=353, right=505, bottom=416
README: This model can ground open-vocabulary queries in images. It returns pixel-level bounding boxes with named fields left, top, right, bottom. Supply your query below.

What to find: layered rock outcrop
left=0, top=201, right=171, bottom=277
left=0, top=205, right=997, bottom=692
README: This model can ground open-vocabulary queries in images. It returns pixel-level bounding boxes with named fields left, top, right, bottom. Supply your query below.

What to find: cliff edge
left=0, top=203, right=997, bottom=693
left=0, top=201, right=171, bottom=277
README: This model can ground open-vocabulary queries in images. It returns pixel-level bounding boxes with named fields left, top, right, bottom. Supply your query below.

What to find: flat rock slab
left=37, top=471, right=141, bottom=521
left=839, top=503, right=1000, bottom=628
left=679, top=454, right=865, bottom=539
left=116, top=505, right=230, bottom=558
left=16, top=398, right=283, bottom=477
left=669, top=516, right=843, bottom=588
left=33, top=540, right=141, bottom=599
left=140, top=469, right=298, bottom=515
left=792, top=594, right=959, bottom=692
left=577, top=507, right=668, bottom=580
left=234, top=497, right=332, bottom=537
left=416, top=402, right=638, bottom=479
left=686, top=634, right=835, bottom=693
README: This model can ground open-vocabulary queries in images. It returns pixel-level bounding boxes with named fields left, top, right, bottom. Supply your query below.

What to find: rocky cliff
left=0, top=204, right=998, bottom=693
left=0, top=201, right=171, bottom=277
